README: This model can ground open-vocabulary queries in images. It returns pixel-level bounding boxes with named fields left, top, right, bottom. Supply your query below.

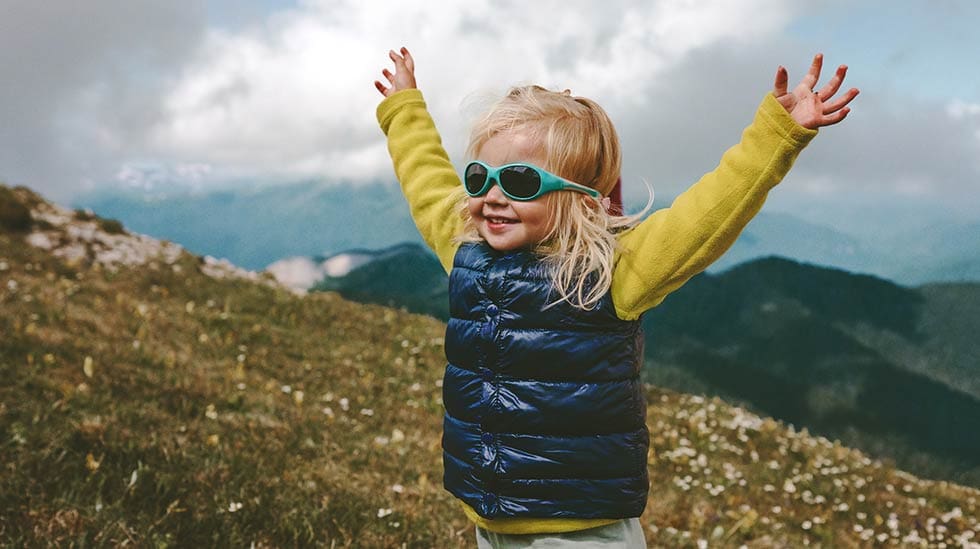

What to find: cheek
left=519, top=197, right=556, bottom=233
left=466, top=197, right=483, bottom=217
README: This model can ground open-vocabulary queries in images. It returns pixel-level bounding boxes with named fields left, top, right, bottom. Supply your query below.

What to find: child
left=374, top=47, right=857, bottom=548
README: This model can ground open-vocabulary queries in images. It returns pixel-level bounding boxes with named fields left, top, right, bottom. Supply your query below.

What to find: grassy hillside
left=2, top=183, right=978, bottom=547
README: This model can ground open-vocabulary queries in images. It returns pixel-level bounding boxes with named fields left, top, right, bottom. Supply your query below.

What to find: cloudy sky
left=2, top=0, right=979, bottom=230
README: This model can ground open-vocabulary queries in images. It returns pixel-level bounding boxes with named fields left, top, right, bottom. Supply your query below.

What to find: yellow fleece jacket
left=376, top=89, right=816, bottom=534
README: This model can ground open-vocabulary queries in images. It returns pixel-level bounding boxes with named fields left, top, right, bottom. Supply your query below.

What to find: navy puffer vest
left=442, top=242, right=650, bottom=520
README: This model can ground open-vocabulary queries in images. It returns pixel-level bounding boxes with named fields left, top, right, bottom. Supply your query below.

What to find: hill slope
left=2, top=183, right=978, bottom=547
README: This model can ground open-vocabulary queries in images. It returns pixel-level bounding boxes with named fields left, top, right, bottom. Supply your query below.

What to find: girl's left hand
left=774, top=53, right=859, bottom=129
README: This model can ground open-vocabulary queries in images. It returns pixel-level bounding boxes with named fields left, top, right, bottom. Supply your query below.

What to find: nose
left=484, top=179, right=508, bottom=204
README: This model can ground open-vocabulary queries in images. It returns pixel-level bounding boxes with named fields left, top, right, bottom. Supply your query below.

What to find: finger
left=773, top=66, right=789, bottom=96
left=382, top=68, right=394, bottom=84
left=820, top=106, right=850, bottom=127
left=802, top=53, right=823, bottom=91
left=374, top=80, right=389, bottom=97
left=389, top=49, right=407, bottom=72
left=816, top=65, right=847, bottom=101
left=401, top=46, right=415, bottom=72
left=822, top=88, right=859, bottom=114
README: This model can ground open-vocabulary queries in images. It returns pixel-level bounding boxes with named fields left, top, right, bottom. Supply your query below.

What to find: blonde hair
left=454, top=85, right=654, bottom=311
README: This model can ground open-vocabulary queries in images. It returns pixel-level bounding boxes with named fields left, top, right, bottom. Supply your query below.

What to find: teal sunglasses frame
left=463, top=161, right=601, bottom=201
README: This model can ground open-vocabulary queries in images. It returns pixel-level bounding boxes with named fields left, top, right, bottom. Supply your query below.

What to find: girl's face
left=467, top=129, right=554, bottom=252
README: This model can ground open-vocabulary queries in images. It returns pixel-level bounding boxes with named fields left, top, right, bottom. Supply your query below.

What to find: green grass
left=1, top=183, right=978, bottom=547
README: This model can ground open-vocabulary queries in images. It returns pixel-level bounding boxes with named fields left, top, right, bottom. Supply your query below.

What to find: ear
left=600, top=196, right=612, bottom=213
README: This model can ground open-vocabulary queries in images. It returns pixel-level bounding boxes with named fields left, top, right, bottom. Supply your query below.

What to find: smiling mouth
left=486, top=217, right=518, bottom=224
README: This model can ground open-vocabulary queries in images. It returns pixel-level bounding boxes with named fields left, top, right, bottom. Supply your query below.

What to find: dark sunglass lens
left=464, top=164, right=489, bottom=194
left=500, top=166, right=541, bottom=199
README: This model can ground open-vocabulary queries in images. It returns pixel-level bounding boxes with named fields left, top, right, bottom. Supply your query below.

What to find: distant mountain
left=881, top=221, right=980, bottom=284
left=73, top=182, right=980, bottom=286
left=310, top=243, right=449, bottom=320
left=265, top=247, right=391, bottom=292
left=708, top=210, right=884, bottom=275
left=72, top=181, right=425, bottom=272
left=305, top=242, right=980, bottom=486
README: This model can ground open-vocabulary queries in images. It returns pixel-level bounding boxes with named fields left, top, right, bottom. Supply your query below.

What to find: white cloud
left=148, top=0, right=795, bottom=185
left=3, top=0, right=978, bottom=223
left=947, top=99, right=980, bottom=119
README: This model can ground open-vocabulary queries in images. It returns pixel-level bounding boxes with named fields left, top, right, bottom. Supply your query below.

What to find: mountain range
left=73, top=180, right=980, bottom=285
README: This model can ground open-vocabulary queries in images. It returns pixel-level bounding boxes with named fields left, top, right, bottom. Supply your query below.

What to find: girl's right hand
left=375, top=47, right=417, bottom=97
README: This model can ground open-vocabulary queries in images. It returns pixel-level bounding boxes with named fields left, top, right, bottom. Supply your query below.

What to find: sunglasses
left=463, top=161, right=601, bottom=201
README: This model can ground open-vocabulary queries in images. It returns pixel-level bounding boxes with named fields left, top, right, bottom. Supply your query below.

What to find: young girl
left=374, top=47, right=857, bottom=548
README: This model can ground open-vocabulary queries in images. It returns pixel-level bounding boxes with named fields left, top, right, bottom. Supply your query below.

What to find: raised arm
left=376, top=47, right=464, bottom=274
left=611, top=54, right=858, bottom=320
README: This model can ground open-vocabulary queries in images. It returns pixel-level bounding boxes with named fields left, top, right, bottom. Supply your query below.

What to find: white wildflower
left=377, top=508, right=393, bottom=518
left=941, top=507, right=962, bottom=523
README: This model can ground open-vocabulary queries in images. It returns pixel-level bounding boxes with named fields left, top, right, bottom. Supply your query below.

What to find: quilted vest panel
left=442, top=242, right=650, bottom=519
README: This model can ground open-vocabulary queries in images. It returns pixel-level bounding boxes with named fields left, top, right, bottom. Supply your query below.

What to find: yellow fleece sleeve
left=377, top=89, right=464, bottom=274
left=611, top=92, right=818, bottom=320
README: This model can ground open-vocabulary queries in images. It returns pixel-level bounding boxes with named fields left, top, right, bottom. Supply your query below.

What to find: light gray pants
left=475, top=518, right=647, bottom=548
